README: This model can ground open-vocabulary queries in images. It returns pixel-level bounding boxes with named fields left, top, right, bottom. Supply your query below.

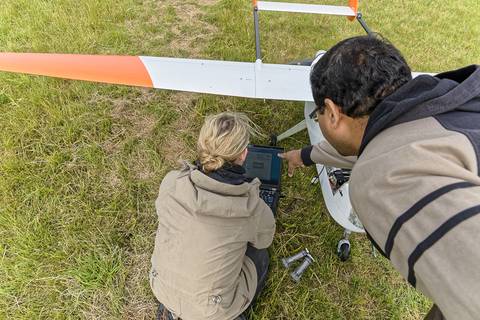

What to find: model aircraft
left=0, top=0, right=432, bottom=260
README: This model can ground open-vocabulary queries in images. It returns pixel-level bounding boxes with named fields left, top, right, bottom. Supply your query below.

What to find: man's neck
left=351, top=116, right=369, bottom=156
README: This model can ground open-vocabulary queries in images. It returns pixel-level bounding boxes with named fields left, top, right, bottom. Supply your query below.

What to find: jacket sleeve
left=250, top=202, right=276, bottom=249
left=301, top=140, right=357, bottom=169
left=354, top=174, right=480, bottom=320
left=155, top=171, right=178, bottom=216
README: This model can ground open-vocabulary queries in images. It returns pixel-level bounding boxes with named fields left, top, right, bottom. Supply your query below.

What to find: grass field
left=0, top=0, right=479, bottom=319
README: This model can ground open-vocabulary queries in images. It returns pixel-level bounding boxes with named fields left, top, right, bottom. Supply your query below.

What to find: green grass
left=0, top=0, right=478, bottom=319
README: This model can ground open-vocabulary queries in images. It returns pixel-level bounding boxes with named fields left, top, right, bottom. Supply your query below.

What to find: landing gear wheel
left=337, top=239, right=351, bottom=262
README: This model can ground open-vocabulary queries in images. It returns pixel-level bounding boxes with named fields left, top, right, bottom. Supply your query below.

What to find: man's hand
left=278, top=149, right=305, bottom=177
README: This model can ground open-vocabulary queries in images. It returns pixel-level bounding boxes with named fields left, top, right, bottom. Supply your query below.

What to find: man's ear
left=324, top=98, right=342, bottom=128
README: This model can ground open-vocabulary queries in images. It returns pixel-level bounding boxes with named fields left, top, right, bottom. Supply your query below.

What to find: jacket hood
left=195, top=160, right=247, bottom=185
left=174, top=162, right=262, bottom=218
left=359, top=65, right=480, bottom=154
left=190, top=170, right=256, bottom=196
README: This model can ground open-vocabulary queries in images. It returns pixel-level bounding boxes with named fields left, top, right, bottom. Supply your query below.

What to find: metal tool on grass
left=281, top=248, right=310, bottom=268
left=290, top=254, right=315, bottom=282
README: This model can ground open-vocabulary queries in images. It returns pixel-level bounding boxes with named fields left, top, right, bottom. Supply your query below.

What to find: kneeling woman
left=150, top=112, right=275, bottom=320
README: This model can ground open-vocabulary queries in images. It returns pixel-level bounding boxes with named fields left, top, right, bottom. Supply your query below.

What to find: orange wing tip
left=348, top=0, right=358, bottom=21
left=0, top=53, right=154, bottom=88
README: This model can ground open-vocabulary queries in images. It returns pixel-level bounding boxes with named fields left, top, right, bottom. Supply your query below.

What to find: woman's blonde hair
left=198, top=112, right=260, bottom=173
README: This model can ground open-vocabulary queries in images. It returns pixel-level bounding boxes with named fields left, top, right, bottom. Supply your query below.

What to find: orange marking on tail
left=0, top=53, right=153, bottom=88
left=348, top=0, right=358, bottom=21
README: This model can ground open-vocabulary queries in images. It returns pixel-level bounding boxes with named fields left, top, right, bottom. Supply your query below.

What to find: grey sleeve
left=301, top=140, right=356, bottom=169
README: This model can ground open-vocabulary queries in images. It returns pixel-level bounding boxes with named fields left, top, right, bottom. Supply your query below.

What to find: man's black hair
left=310, top=35, right=412, bottom=118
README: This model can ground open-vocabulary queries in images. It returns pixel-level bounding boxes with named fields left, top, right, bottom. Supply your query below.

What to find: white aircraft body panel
left=140, top=57, right=315, bottom=102
left=304, top=101, right=365, bottom=233
left=257, top=1, right=356, bottom=16
left=140, top=57, right=257, bottom=99
left=256, top=62, right=313, bottom=101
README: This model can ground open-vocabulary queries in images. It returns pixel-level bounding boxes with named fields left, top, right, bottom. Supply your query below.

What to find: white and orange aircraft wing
left=0, top=53, right=313, bottom=102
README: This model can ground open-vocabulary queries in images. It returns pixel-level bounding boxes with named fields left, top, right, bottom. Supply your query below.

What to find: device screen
left=244, top=146, right=282, bottom=185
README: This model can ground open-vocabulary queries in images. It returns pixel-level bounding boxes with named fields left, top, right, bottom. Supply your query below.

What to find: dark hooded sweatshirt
left=303, top=65, right=480, bottom=319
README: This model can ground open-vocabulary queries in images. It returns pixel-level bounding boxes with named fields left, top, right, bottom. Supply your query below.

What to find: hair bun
left=200, top=152, right=225, bottom=173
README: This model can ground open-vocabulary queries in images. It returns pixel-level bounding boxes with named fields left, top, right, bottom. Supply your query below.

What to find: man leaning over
left=280, top=35, right=480, bottom=320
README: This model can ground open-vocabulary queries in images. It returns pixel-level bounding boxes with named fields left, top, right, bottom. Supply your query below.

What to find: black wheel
left=337, top=242, right=350, bottom=262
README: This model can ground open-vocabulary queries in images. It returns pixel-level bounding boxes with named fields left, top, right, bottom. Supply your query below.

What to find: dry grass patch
left=123, top=251, right=157, bottom=320
left=159, top=92, right=200, bottom=167
left=127, top=0, right=219, bottom=57
left=157, top=1, right=218, bottom=56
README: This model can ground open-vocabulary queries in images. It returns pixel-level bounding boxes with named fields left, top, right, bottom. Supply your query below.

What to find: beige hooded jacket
left=150, top=162, right=275, bottom=320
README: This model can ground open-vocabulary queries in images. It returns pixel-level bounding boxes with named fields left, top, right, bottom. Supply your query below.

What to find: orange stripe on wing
left=0, top=53, right=153, bottom=88
left=348, top=0, right=358, bottom=21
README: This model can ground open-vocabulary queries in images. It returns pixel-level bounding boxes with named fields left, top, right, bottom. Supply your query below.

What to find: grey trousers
left=236, top=245, right=270, bottom=319
left=425, top=305, right=445, bottom=320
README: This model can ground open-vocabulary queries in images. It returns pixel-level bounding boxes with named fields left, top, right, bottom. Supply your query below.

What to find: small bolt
left=290, top=254, right=315, bottom=282
left=281, top=248, right=309, bottom=269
